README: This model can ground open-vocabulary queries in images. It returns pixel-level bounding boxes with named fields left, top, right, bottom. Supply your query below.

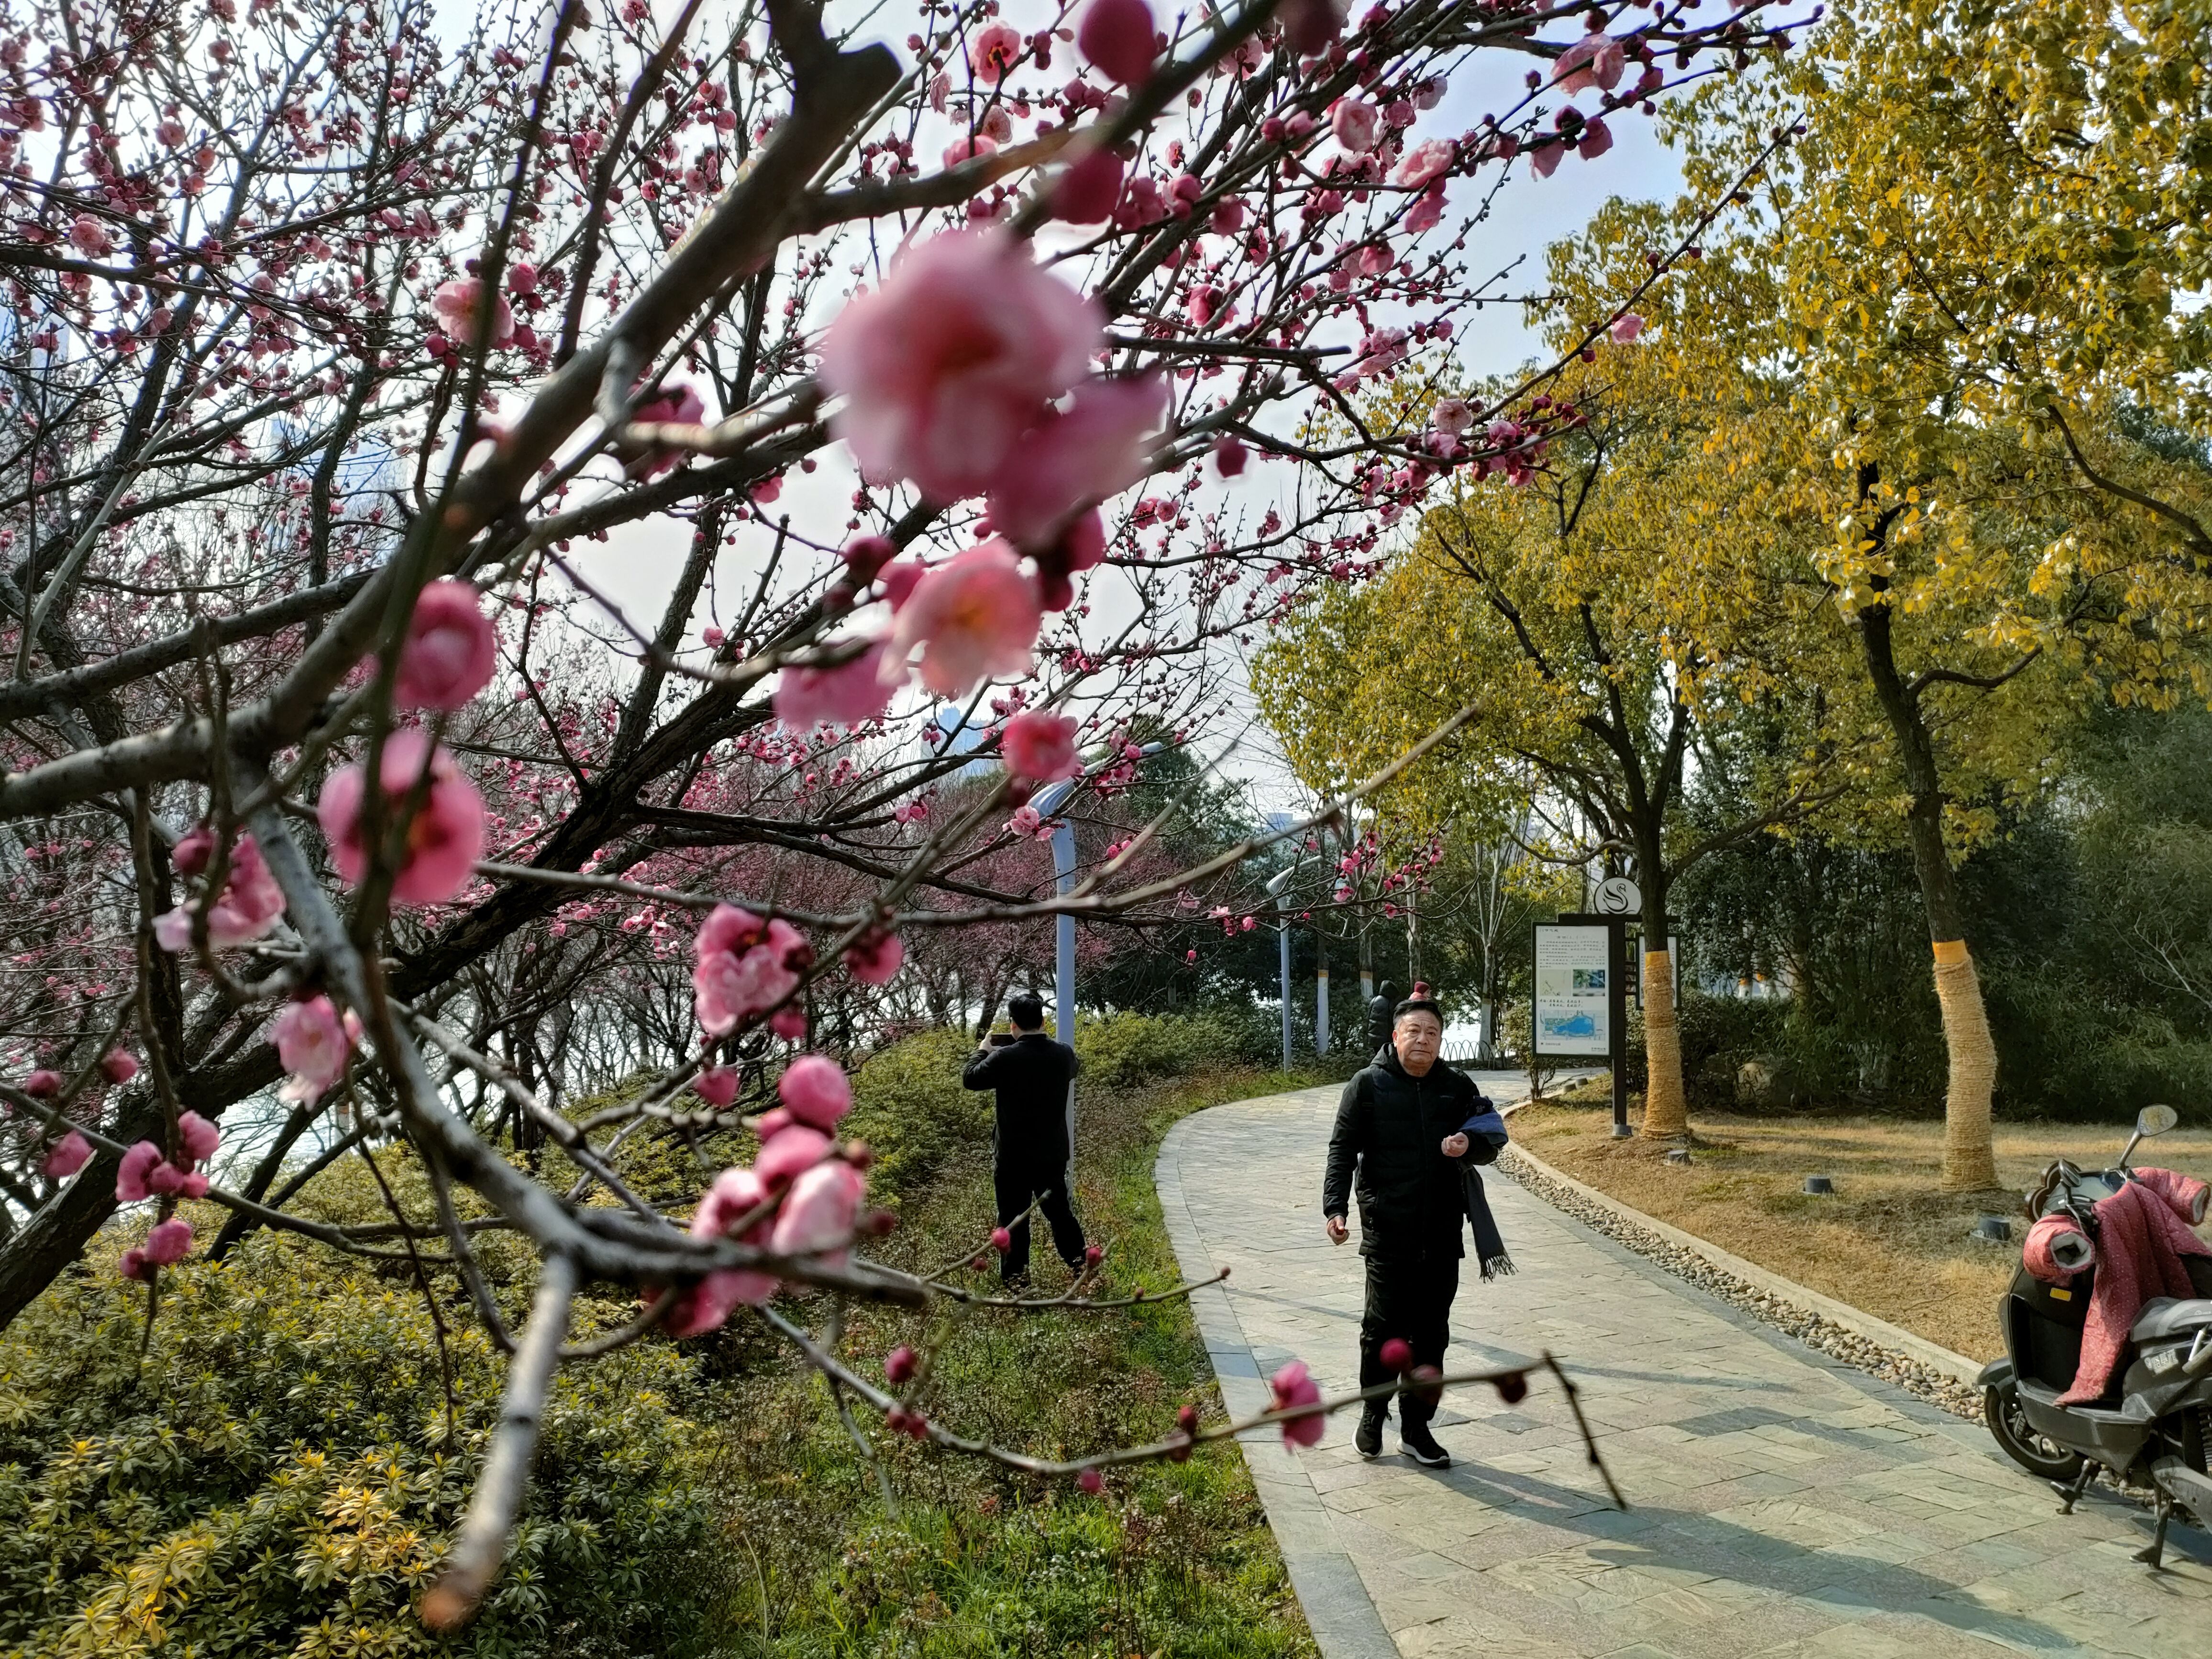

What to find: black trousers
left=994, top=1158, right=1085, bottom=1282
left=1358, top=1254, right=1460, bottom=1424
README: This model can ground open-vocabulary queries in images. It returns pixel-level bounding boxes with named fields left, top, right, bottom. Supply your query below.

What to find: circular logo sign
left=1593, top=875, right=1642, bottom=916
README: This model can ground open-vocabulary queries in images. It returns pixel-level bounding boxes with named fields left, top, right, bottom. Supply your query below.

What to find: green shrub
left=846, top=1026, right=993, bottom=1205
left=1074, top=1011, right=1244, bottom=1088
left=0, top=1221, right=732, bottom=1658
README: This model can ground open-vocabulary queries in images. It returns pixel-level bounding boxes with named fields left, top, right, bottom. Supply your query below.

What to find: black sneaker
left=1354, top=1404, right=1386, bottom=1460
left=1400, top=1420, right=1451, bottom=1469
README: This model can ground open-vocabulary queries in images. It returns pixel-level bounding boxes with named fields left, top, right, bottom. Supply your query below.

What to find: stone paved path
left=1156, top=1083, right=2212, bottom=1659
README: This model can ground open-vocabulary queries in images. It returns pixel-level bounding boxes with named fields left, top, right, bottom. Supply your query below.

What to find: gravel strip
left=1499, top=1147, right=1985, bottom=1422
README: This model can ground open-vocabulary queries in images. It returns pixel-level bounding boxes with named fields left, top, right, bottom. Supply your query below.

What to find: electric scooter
left=1979, top=1105, right=2212, bottom=1568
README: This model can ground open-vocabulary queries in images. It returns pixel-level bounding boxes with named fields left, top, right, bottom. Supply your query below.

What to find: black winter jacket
left=1322, top=1045, right=1489, bottom=1262
left=962, top=1033, right=1079, bottom=1170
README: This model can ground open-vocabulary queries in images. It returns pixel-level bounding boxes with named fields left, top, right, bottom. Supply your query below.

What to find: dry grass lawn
left=1509, top=1095, right=2212, bottom=1362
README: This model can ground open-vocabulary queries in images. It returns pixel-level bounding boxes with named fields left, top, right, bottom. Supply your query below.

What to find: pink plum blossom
left=942, top=133, right=997, bottom=169
left=1577, top=116, right=1614, bottom=160
left=116, top=1140, right=164, bottom=1203
left=1280, top=0, right=1349, bottom=53
left=68, top=212, right=112, bottom=255
left=144, top=1217, right=194, bottom=1267
left=100, top=1050, right=139, bottom=1084
left=178, top=1110, right=220, bottom=1164
left=1610, top=313, right=1644, bottom=343
left=665, top=1166, right=778, bottom=1333
left=757, top=1124, right=833, bottom=1189
left=1053, top=147, right=1125, bottom=224
left=1077, top=0, right=1157, bottom=86
left=430, top=277, right=515, bottom=346
left=154, top=827, right=287, bottom=951
left=317, top=730, right=486, bottom=907
left=778, top=1055, right=852, bottom=1131
left=1330, top=98, right=1380, bottom=155
left=44, top=1130, right=91, bottom=1179
left=1393, top=140, right=1454, bottom=189
left=1553, top=32, right=1626, bottom=94
left=774, top=639, right=898, bottom=730
left=984, top=377, right=1168, bottom=552
left=818, top=231, right=1101, bottom=503
left=1002, top=710, right=1080, bottom=783
left=770, top=1003, right=809, bottom=1041
left=844, top=930, right=905, bottom=985
left=621, top=382, right=707, bottom=479
left=1405, top=182, right=1447, bottom=233
left=1530, top=139, right=1565, bottom=180
left=1431, top=398, right=1474, bottom=435
left=693, top=904, right=813, bottom=1036
left=275, top=996, right=357, bottom=1103
left=24, top=1069, right=60, bottom=1097
left=695, top=1067, right=740, bottom=1108
left=884, top=540, right=1042, bottom=697
left=969, top=21, right=1024, bottom=81
left=1271, top=1359, right=1326, bottom=1447
left=119, top=1248, right=150, bottom=1283
left=394, top=580, right=498, bottom=711
left=768, top=1160, right=868, bottom=1260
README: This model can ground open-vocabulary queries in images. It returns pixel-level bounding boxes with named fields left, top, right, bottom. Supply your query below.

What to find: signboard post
left=1535, top=914, right=1632, bottom=1138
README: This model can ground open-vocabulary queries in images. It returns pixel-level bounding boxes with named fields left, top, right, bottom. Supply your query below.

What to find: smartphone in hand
left=987, top=1031, right=1016, bottom=1048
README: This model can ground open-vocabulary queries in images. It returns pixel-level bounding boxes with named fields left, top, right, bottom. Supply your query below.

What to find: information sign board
left=1534, top=924, right=1612, bottom=1058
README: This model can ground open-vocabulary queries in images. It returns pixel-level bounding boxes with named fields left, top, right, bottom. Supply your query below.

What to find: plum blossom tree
left=0, top=0, right=1798, bottom=1621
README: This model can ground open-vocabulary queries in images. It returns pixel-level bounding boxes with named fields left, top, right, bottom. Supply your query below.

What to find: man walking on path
left=1322, top=984, right=1498, bottom=1467
left=963, top=992, right=1087, bottom=1286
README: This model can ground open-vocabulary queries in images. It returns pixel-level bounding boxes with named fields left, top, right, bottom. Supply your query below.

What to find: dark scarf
left=1463, top=1165, right=1514, bottom=1281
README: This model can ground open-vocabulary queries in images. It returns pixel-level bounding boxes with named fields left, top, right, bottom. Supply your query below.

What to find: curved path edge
left=1158, top=1097, right=1401, bottom=1659
left=1497, top=1139, right=1985, bottom=1388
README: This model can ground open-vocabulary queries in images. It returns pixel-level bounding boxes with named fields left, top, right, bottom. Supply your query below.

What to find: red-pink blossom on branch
left=394, top=580, right=498, bottom=711
left=1431, top=398, right=1474, bottom=436
left=429, top=278, right=515, bottom=346
left=1610, top=313, right=1645, bottom=343
left=985, top=376, right=1168, bottom=552
left=756, top=1123, right=830, bottom=1187
left=769, top=1160, right=868, bottom=1261
left=1577, top=117, right=1614, bottom=161
left=23, top=1069, right=59, bottom=1097
left=100, top=1050, right=139, bottom=1084
left=843, top=929, right=906, bottom=985
left=153, top=827, right=287, bottom=951
left=115, top=1142, right=163, bottom=1203
left=778, top=1055, right=853, bottom=1132
left=1271, top=1359, right=1326, bottom=1447
left=885, top=1344, right=918, bottom=1385
left=1330, top=98, right=1380, bottom=155
left=668, top=1167, right=778, bottom=1334
left=693, top=904, right=813, bottom=1036
left=1553, top=33, right=1626, bottom=94
left=43, top=1131, right=91, bottom=1179
left=1280, top=0, right=1350, bottom=54
left=1052, top=147, right=1126, bottom=224
left=1002, top=710, right=1081, bottom=784
left=818, top=231, right=1101, bottom=503
left=274, top=995, right=358, bottom=1104
left=885, top=539, right=1043, bottom=697
left=1379, top=1337, right=1413, bottom=1371
left=317, top=730, right=487, bottom=907
left=144, top=1217, right=194, bottom=1267
left=969, top=21, right=1024, bottom=82
left=1393, top=139, right=1455, bottom=189
left=694, top=1067, right=740, bottom=1108
left=179, top=1110, right=220, bottom=1164
left=774, top=639, right=899, bottom=730
left=620, top=383, right=708, bottom=479
left=1076, top=0, right=1158, bottom=87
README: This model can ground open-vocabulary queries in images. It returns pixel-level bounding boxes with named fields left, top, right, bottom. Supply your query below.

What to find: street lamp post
left=1266, top=864, right=1296, bottom=1073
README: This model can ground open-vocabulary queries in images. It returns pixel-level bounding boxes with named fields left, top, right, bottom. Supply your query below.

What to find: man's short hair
left=1007, top=993, right=1046, bottom=1030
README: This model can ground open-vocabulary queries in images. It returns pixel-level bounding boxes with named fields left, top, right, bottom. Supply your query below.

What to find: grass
left=704, top=1051, right=1338, bottom=1658
left=1509, top=1091, right=2212, bottom=1362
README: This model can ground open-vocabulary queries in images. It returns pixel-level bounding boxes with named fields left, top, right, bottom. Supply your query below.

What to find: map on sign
left=1534, top=924, right=1611, bottom=1057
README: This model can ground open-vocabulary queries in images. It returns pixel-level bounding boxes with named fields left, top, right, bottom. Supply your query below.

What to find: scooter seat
left=2130, top=1297, right=2212, bottom=1344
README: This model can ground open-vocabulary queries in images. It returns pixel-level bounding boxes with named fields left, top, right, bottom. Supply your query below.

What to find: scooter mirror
left=2138, top=1104, right=2179, bottom=1138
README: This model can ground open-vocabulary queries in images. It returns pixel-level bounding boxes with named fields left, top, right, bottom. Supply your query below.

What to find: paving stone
left=1155, top=1082, right=2212, bottom=1657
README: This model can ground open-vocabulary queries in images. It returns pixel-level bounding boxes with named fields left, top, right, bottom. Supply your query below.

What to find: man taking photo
left=962, top=993, right=1087, bottom=1287
left=1322, top=983, right=1502, bottom=1467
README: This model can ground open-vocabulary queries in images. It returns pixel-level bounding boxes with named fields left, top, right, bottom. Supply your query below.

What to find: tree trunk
left=1857, top=591, right=2000, bottom=1190
left=1637, top=865, right=1690, bottom=1140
